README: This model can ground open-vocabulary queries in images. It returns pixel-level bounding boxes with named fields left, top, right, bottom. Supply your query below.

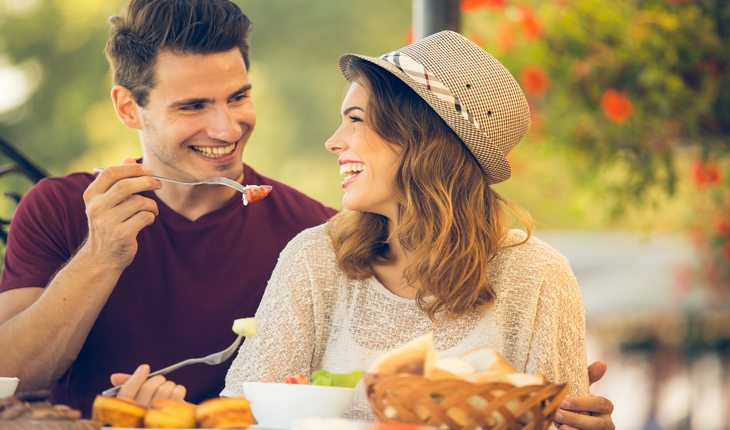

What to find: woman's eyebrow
left=342, top=106, right=365, bottom=116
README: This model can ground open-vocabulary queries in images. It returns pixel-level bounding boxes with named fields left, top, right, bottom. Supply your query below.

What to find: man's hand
left=555, top=360, right=615, bottom=430
left=82, top=159, right=161, bottom=269
left=110, top=364, right=187, bottom=407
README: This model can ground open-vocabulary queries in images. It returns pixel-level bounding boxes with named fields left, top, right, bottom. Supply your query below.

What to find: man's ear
left=111, top=85, right=143, bottom=129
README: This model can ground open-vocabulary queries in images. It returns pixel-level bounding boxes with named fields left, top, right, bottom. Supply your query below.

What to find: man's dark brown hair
left=105, top=0, right=252, bottom=107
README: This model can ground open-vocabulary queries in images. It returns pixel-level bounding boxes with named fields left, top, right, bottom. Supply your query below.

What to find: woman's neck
left=372, top=218, right=419, bottom=299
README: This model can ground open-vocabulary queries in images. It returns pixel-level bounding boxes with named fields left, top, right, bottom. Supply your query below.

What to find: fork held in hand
left=92, top=167, right=247, bottom=194
left=101, top=335, right=243, bottom=397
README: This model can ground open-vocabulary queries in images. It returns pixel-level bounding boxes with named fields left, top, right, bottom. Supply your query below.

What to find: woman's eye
left=349, top=116, right=363, bottom=123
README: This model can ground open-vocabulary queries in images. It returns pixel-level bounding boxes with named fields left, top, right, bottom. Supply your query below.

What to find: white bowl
left=241, top=382, right=354, bottom=429
left=0, top=377, right=19, bottom=399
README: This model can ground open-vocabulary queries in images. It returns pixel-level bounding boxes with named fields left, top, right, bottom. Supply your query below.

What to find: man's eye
left=230, top=93, right=249, bottom=103
left=180, top=103, right=204, bottom=111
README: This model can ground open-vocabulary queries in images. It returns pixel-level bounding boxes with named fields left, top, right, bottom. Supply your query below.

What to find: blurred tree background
left=2, top=0, right=730, bottom=427
left=0, top=0, right=728, bottom=297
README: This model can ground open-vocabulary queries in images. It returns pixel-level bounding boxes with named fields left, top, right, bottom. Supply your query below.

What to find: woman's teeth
left=340, top=163, right=366, bottom=183
left=192, top=143, right=236, bottom=158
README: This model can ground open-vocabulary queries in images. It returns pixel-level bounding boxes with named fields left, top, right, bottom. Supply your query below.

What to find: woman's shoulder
left=279, top=223, right=335, bottom=261
left=492, top=230, right=581, bottom=302
left=499, top=229, right=572, bottom=269
left=284, top=223, right=331, bottom=246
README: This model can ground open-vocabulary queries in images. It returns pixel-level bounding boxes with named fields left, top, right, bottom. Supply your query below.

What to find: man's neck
left=154, top=184, right=238, bottom=221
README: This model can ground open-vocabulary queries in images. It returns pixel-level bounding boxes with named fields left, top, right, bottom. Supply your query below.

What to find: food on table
left=241, top=185, right=273, bottom=206
left=195, top=397, right=254, bottom=429
left=143, top=399, right=196, bottom=429
left=284, top=373, right=310, bottom=384
left=231, top=317, right=258, bottom=337
left=311, top=370, right=364, bottom=388
left=0, top=390, right=99, bottom=430
left=91, top=395, right=146, bottom=428
left=281, top=369, right=364, bottom=388
left=367, top=333, right=542, bottom=385
left=369, top=332, right=437, bottom=376
left=92, top=395, right=253, bottom=429
left=365, top=333, right=564, bottom=429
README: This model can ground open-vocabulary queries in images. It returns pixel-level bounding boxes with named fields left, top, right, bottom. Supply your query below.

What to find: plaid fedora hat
left=339, top=31, right=530, bottom=184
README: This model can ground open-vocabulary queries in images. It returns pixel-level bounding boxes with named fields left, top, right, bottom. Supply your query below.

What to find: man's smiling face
left=136, top=48, right=255, bottom=182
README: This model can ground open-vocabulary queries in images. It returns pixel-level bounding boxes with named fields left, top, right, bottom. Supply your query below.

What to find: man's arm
left=0, top=161, right=161, bottom=390
left=0, top=254, right=128, bottom=390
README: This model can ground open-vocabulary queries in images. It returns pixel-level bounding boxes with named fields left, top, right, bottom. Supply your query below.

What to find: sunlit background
left=0, top=0, right=728, bottom=429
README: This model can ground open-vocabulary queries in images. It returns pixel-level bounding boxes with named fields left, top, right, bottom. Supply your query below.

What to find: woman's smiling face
left=325, top=82, right=402, bottom=219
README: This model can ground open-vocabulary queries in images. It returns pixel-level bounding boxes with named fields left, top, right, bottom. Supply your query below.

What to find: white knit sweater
left=222, top=224, right=589, bottom=420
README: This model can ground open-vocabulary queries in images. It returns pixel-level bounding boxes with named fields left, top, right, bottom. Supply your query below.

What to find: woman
left=115, top=31, right=614, bottom=429
left=223, top=30, right=602, bottom=427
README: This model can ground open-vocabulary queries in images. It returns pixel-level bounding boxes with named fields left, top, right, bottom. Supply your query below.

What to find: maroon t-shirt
left=0, top=163, right=336, bottom=416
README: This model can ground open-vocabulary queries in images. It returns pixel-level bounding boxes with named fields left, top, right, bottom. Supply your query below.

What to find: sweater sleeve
left=524, top=260, right=590, bottom=398
left=221, top=234, right=317, bottom=397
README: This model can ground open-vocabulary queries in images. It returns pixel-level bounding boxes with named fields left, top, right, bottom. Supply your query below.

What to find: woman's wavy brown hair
left=327, top=59, right=533, bottom=320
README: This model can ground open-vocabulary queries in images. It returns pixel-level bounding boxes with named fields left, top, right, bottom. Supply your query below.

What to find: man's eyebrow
left=342, top=106, right=364, bottom=116
left=169, top=85, right=253, bottom=108
left=228, top=84, right=253, bottom=100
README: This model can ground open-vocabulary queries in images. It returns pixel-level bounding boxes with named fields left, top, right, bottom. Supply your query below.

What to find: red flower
left=717, top=214, right=730, bottom=236
left=497, top=23, right=516, bottom=52
left=693, top=160, right=721, bottom=187
left=571, top=60, right=591, bottom=80
left=530, top=110, right=543, bottom=137
left=521, top=66, right=550, bottom=96
left=601, top=89, right=634, bottom=124
left=519, top=6, right=543, bottom=39
left=461, top=0, right=506, bottom=12
left=467, top=33, right=484, bottom=47
left=673, top=264, right=692, bottom=295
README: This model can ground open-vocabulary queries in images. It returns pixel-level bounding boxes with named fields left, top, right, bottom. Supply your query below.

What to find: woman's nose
left=325, top=127, right=345, bottom=153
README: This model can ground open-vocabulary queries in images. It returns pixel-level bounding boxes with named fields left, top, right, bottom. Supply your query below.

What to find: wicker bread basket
left=364, top=373, right=568, bottom=430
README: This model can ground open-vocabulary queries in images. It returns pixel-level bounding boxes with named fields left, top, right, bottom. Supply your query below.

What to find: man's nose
left=208, top=107, right=243, bottom=143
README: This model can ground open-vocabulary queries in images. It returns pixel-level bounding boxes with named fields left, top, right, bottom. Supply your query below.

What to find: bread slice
left=428, top=358, right=475, bottom=380
left=461, top=346, right=516, bottom=374
left=369, top=333, right=436, bottom=376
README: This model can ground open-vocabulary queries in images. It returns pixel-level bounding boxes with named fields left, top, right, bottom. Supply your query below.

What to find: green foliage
left=464, top=0, right=730, bottom=300
left=0, top=0, right=410, bottom=210
left=466, top=0, right=729, bottom=201
left=0, top=0, right=412, bottom=270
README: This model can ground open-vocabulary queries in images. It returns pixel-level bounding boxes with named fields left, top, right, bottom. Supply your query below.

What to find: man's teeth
left=192, top=143, right=236, bottom=158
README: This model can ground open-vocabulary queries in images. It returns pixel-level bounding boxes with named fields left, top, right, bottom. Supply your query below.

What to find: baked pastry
left=0, top=391, right=100, bottom=430
left=91, top=395, right=146, bottom=428
left=143, top=399, right=196, bottom=428
left=195, top=397, right=254, bottom=429
left=369, top=332, right=436, bottom=376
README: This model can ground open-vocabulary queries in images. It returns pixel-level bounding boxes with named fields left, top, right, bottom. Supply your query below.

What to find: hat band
left=379, top=51, right=480, bottom=131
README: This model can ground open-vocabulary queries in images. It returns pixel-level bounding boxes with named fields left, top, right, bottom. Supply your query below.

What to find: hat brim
left=338, top=53, right=511, bottom=184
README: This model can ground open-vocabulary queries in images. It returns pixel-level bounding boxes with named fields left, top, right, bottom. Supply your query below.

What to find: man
left=0, top=1, right=614, bottom=428
left=0, top=0, right=334, bottom=417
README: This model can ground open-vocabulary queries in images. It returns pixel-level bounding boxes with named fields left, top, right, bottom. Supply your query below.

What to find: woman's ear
left=111, top=85, right=142, bottom=129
